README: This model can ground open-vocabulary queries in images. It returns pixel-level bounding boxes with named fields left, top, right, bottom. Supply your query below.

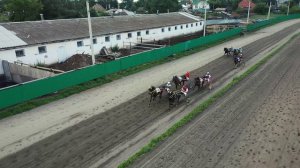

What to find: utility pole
left=247, top=0, right=251, bottom=24
left=203, top=0, right=207, bottom=37
left=267, top=1, right=271, bottom=20
left=286, top=0, right=291, bottom=16
left=86, top=0, right=95, bottom=65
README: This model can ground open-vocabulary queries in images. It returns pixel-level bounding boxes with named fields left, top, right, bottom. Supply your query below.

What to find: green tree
left=6, top=0, right=43, bottom=21
left=290, top=6, right=300, bottom=13
left=144, top=0, right=180, bottom=13
left=253, top=3, right=268, bottom=14
left=120, top=0, right=134, bottom=10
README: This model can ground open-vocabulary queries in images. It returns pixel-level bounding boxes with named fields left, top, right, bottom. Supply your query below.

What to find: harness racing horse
left=233, top=56, right=245, bottom=68
left=172, top=75, right=188, bottom=89
left=193, top=77, right=204, bottom=90
left=224, top=47, right=233, bottom=56
left=168, top=90, right=183, bottom=108
left=202, top=75, right=213, bottom=90
left=148, top=86, right=163, bottom=106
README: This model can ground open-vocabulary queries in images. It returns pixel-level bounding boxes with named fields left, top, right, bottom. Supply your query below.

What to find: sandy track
left=0, top=22, right=299, bottom=168
left=132, top=30, right=300, bottom=168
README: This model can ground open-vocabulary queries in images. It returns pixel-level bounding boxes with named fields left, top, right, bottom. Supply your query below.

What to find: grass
left=117, top=32, right=300, bottom=168
left=0, top=35, right=240, bottom=120
left=250, top=13, right=285, bottom=20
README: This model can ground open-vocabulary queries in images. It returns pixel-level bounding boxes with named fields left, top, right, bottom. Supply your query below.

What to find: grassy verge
left=0, top=35, right=240, bottom=120
left=117, top=32, right=300, bottom=168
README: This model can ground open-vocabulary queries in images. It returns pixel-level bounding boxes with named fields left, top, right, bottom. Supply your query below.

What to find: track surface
left=132, top=31, right=300, bottom=168
left=0, top=23, right=299, bottom=168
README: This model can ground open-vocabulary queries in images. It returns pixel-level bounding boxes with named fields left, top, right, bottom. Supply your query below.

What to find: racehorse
left=148, top=86, right=163, bottom=106
left=172, top=75, right=188, bottom=89
left=168, top=90, right=182, bottom=108
left=233, top=55, right=245, bottom=68
left=224, top=47, right=233, bottom=56
left=193, top=77, right=204, bottom=90
left=202, top=75, right=213, bottom=90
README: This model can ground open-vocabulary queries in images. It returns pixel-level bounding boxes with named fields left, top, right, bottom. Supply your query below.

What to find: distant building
left=0, top=12, right=204, bottom=75
left=92, top=4, right=106, bottom=12
left=192, top=0, right=210, bottom=10
left=238, top=0, right=256, bottom=10
left=107, top=9, right=135, bottom=16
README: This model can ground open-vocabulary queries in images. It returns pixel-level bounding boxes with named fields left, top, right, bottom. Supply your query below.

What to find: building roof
left=92, top=4, right=106, bottom=12
left=0, top=12, right=199, bottom=49
left=238, top=0, right=256, bottom=9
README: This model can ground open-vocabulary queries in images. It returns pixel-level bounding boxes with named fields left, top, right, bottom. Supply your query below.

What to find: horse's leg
left=149, top=95, right=153, bottom=106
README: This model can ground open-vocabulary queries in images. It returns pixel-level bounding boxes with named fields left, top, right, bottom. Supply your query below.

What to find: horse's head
left=148, top=86, right=155, bottom=92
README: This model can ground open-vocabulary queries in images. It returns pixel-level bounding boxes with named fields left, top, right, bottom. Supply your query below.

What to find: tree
left=290, top=6, right=300, bottom=13
left=253, top=3, right=268, bottom=14
left=120, top=0, right=134, bottom=10
left=144, top=0, right=180, bottom=13
left=6, top=0, right=43, bottom=21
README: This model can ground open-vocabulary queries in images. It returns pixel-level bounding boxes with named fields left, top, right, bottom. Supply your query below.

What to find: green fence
left=1, top=14, right=299, bottom=110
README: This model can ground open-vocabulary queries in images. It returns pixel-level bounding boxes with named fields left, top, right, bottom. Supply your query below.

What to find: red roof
left=239, top=0, right=256, bottom=9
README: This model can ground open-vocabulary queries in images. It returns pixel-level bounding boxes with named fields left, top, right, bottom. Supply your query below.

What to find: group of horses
left=224, top=47, right=245, bottom=68
left=148, top=73, right=212, bottom=108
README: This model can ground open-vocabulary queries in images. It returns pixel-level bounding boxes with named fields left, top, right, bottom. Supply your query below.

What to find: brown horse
left=193, top=77, right=205, bottom=90
left=172, top=75, right=188, bottom=89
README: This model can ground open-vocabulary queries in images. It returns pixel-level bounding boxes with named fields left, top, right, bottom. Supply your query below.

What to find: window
left=93, top=38, right=97, bottom=44
left=196, top=23, right=198, bottom=26
left=161, top=28, right=165, bottom=32
left=200, top=22, right=202, bottom=25
left=181, top=25, right=183, bottom=29
left=146, top=30, right=149, bottom=35
left=128, top=33, right=132, bottom=38
left=77, top=41, right=83, bottom=47
left=168, top=27, right=171, bottom=31
left=175, top=26, right=177, bottom=30
left=137, top=31, right=141, bottom=36
left=105, top=36, right=110, bottom=42
left=191, top=23, right=193, bottom=27
left=15, top=49, right=25, bottom=57
left=38, top=46, right=47, bottom=54
left=186, top=24, right=188, bottom=28
left=116, top=34, right=121, bottom=40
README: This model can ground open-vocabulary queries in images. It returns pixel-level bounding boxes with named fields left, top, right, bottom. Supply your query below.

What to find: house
left=107, top=9, right=135, bottom=16
left=193, top=0, right=210, bottom=10
left=92, top=4, right=106, bottom=12
left=0, top=12, right=203, bottom=75
left=238, top=0, right=256, bottom=10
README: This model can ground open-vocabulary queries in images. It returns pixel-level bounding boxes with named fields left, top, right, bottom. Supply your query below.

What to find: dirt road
left=132, top=31, right=300, bottom=168
left=0, top=22, right=299, bottom=168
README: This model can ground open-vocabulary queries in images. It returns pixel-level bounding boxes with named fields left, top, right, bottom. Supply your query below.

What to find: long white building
left=0, top=12, right=203, bottom=75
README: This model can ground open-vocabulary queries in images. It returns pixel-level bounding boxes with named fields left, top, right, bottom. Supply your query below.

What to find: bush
left=111, top=45, right=120, bottom=52
left=235, top=7, right=244, bottom=14
left=254, top=3, right=269, bottom=15
left=290, top=6, right=300, bottom=14
left=279, top=5, right=288, bottom=14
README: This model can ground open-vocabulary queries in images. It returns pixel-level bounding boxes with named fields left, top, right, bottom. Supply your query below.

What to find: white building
left=193, top=0, right=210, bottom=10
left=0, top=12, right=203, bottom=75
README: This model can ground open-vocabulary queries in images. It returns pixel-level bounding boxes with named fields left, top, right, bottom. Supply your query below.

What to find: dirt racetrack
left=132, top=32, right=300, bottom=168
left=0, top=23, right=300, bottom=168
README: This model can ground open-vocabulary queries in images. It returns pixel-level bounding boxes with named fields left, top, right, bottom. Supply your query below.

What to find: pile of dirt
left=49, top=54, right=92, bottom=71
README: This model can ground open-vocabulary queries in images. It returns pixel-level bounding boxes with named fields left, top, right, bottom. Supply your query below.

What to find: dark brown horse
left=172, top=75, right=188, bottom=89
left=193, top=77, right=205, bottom=90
